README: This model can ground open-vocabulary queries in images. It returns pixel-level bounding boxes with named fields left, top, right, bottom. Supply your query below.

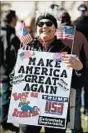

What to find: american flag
left=56, top=26, right=75, bottom=40
left=20, top=51, right=31, bottom=59
left=63, top=26, right=75, bottom=39
left=56, top=26, right=64, bottom=39
left=19, top=23, right=33, bottom=45
left=53, top=53, right=63, bottom=62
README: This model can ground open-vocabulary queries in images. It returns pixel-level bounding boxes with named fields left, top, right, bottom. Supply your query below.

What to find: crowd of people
left=0, top=3, right=88, bottom=133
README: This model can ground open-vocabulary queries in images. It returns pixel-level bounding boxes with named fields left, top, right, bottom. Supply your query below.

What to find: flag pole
left=71, top=26, right=76, bottom=54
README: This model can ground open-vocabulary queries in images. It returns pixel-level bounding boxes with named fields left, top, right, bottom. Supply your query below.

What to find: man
left=19, top=12, right=84, bottom=133
left=74, top=4, right=88, bottom=40
left=0, top=10, right=20, bottom=132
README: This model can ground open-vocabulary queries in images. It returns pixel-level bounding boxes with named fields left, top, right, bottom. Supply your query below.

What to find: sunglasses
left=37, top=21, right=53, bottom=27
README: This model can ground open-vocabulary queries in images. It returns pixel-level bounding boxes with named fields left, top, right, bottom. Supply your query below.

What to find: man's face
left=37, top=19, right=56, bottom=41
left=12, top=16, right=17, bottom=27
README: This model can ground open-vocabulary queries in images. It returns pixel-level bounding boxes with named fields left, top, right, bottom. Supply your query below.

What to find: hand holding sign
left=61, top=54, right=83, bottom=71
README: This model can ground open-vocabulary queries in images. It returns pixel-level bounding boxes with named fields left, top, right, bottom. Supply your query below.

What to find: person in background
left=74, top=4, right=88, bottom=40
left=49, top=3, right=59, bottom=11
left=19, top=12, right=85, bottom=133
left=47, top=4, right=60, bottom=21
left=74, top=4, right=88, bottom=116
left=56, top=10, right=88, bottom=133
left=0, top=10, right=20, bottom=133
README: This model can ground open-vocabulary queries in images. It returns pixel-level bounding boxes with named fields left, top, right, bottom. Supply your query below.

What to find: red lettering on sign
left=45, top=101, right=64, bottom=114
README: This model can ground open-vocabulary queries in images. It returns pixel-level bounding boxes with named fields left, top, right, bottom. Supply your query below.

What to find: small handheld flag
left=56, top=26, right=75, bottom=40
left=17, top=22, right=33, bottom=45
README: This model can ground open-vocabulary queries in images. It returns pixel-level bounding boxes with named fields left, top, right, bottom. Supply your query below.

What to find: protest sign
left=8, top=49, right=72, bottom=129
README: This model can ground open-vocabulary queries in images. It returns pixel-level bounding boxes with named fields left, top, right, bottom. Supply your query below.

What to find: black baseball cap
left=36, top=13, right=57, bottom=28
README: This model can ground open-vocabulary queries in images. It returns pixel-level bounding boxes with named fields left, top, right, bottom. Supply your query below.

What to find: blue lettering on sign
left=42, top=95, right=68, bottom=102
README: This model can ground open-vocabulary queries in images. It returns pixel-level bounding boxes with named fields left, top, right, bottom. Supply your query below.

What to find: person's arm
left=11, top=36, right=20, bottom=53
left=8, top=35, right=20, bottom=74
left=61, top=53, right=84, bottom=89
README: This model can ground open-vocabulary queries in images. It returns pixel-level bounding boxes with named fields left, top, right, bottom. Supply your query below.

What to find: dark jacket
left=74, top=16, right=88, bottom=40
left=25, top=37, right=85, bottom=89
left=0, top=22, right=20, bottom=82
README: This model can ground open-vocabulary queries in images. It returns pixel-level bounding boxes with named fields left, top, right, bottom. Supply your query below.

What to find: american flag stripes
left=56, top=26, right=75, bottom=40
left=18, top=22, right=33, bottom=45
left=20, top=33, right=33, bottom=45
left=56, top=26, right=64, bottom=39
